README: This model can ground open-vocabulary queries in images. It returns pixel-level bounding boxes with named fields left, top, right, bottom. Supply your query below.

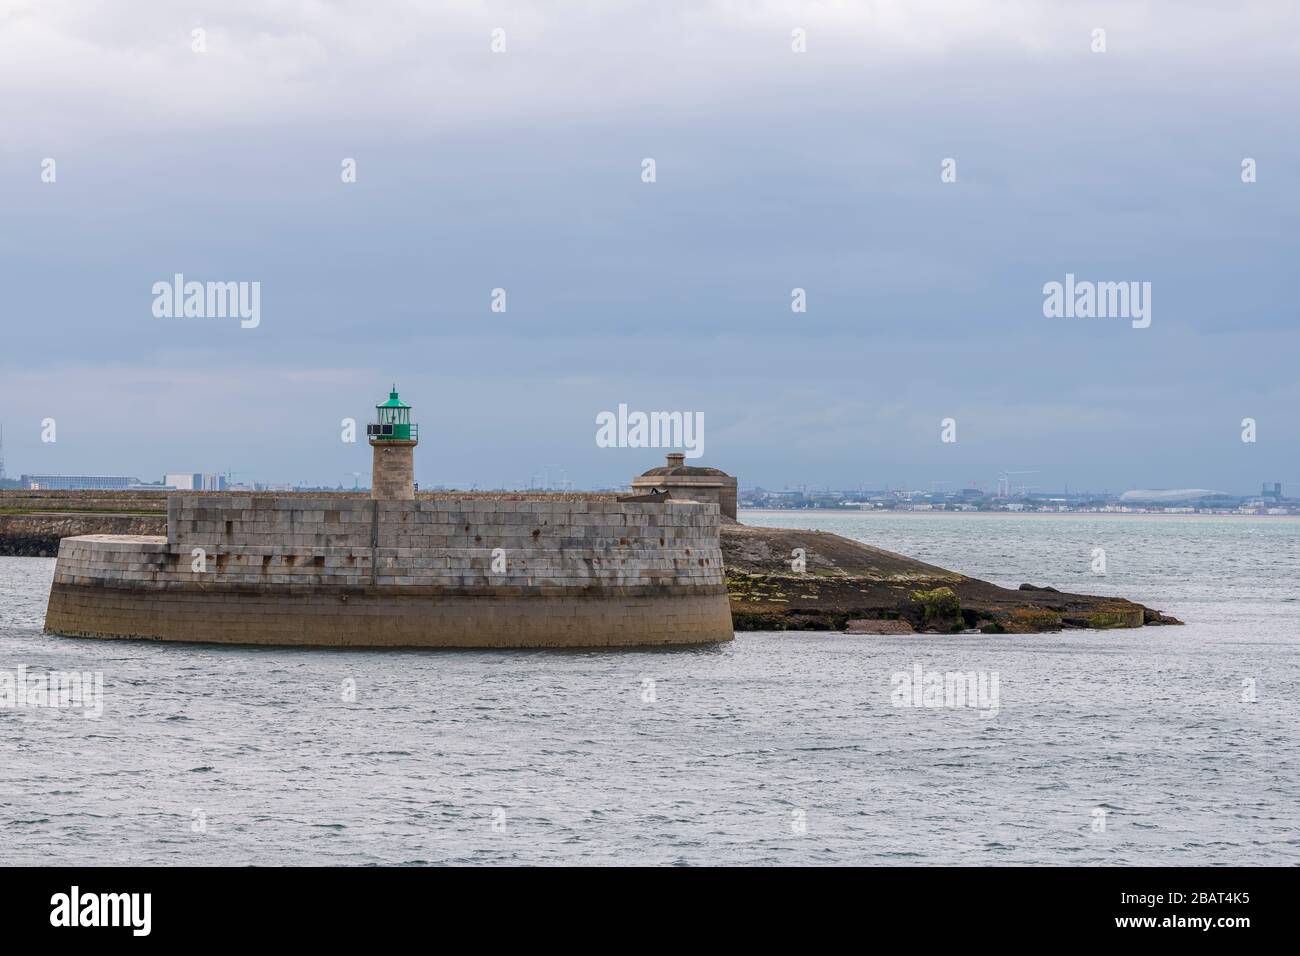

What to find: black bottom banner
left=0, top=865, right=1286, bottom=942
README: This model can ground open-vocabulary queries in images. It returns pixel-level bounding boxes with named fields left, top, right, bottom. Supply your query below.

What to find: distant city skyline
left=5, top=451, right=1296, bottom=501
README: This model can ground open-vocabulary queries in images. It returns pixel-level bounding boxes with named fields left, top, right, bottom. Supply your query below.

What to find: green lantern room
left=368, top=386, right=418, bottom=500
left=368, top=386, right=417, bottom=442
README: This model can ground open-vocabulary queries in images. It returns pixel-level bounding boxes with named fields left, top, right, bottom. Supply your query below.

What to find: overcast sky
left=1, top=0, right=1297, bottom=493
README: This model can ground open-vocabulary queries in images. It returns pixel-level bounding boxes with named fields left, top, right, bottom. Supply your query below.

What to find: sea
left=1, top=511, right=1296, bottom=865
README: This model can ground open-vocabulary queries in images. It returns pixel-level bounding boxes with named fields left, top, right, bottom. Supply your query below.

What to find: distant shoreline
left=739, top=508, right=1300, bottom=519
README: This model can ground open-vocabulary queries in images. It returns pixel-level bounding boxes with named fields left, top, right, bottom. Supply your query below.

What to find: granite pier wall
left=43, top=495, right=733, bottom=648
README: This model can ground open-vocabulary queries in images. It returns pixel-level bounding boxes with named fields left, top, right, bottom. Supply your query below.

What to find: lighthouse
left=367, top=386, right=418, bottom=499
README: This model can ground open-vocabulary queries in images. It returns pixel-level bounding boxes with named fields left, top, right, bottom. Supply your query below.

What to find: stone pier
left=44, top=494, right=734, bottom=648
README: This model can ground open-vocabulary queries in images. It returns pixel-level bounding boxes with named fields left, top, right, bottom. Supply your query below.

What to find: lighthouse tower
left=367, top=386, right=418, bottom=499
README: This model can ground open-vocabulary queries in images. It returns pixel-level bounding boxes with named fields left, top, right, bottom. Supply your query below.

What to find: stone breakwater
left=0, top=513, right=163, bottom=557
left=43, top=494, right=733, bottom=648
left=721, top=522, right=1181, bottom=632
left=7, top=490, right=1180, bottom=636
left=0, top=489, right=168, bottom=557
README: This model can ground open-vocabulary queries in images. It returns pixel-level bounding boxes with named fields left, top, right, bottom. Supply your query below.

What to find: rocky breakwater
left=1, top=490, right=167, bottom=557
left=722, top=521, right=1182, bottom=633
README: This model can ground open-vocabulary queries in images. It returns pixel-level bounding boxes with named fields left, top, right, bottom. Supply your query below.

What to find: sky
left=1, top=0, right=1297, bottom=494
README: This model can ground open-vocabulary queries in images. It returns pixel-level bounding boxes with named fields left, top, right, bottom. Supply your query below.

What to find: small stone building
left=632, top=453, right=737, bottom=520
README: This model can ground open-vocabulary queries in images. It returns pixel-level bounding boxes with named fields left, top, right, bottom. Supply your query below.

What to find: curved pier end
left=43, top=496, right=733, bottom=649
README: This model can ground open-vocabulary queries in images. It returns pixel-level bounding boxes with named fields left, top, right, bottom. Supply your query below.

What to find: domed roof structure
left=631, top=454, right=737, bottom=519
left=638, top=452, right=732, bottom=479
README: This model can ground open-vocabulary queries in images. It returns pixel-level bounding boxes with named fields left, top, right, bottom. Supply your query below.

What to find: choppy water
left=2, top=512, right=1297, bottom=865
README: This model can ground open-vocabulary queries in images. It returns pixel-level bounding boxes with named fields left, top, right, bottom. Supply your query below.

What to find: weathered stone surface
left=370, top=440, right=416, bottom=500
left=0, top=513, right=163, bottom=557
left=632, top=454, right=738, bottom=519
left=45, top=582, right=732, bottom=648
left=42, top=497, right=733, bottom=648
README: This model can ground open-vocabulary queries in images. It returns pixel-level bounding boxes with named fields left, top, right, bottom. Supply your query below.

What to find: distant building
left=164, top=472, right=226, bottom=491
left=21, top=474, right=140, bottom=490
